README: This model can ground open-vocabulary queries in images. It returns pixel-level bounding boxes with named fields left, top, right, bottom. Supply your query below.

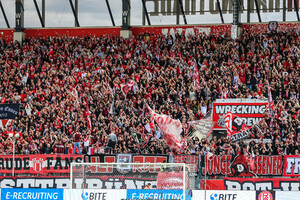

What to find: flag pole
left=12, top=136, right=15, bottom=176
left=204, top=155, right=207, bottom=200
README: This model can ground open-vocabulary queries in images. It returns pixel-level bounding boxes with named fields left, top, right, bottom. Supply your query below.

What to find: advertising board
left=127, top=189, right=191, bottom=200
left=64, top=189, right=126, bottom=200
left=1, top=189, right=63, bottom=200
left=192, top=190, right=255, bottom=200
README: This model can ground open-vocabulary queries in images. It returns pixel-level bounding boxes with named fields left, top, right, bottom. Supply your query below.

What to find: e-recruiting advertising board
left=127, top=189, right=191, bottom=200
left=1, top=189, right=64, bottom=200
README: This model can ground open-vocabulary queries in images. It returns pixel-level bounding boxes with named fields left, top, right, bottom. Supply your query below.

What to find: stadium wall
left=0, top=22, right=299, bottom=42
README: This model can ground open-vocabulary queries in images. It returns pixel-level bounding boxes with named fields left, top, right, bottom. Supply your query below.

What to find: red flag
left=86, top=100, right=92, bottom=130
left=193, top=64, right=200, bottom=91
left=146, top=104, right=182, bottom=151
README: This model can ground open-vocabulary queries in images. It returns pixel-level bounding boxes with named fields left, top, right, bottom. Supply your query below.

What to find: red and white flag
left=207, top=151, right=215, bottom=161
left=86, top=100, right=92, bottom=130
left=120, top=80, right=135, bottom=96
left=193, top=64, right=200, bottom=91
left=224, top=112, right=233, bottom=137
left=0, top=119, right=12, bottom=130
left=146, top=104, right=182, bottom=151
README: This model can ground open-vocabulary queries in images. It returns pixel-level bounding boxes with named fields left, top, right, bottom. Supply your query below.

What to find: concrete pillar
left=120, top=30, right=132, bottom=39
left=13, top=32, right=25, bottom=44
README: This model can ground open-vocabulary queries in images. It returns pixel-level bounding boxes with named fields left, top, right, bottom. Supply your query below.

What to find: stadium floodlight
left=70, top=162, right=192, bottom=200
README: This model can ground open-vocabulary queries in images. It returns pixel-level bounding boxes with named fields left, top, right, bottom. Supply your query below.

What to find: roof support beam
left=216, top=0, right=224, bottom=24
left=294, top=0, right=300, bottom=21
left=33, top=0, right=45, bottom=27
left=178, top=0, right=187, bottom=24
left=254, top=0, right=262, bottom=22
left=0, top=0, right=10, bottom=28
left=69, top=0, right=80, bottom=27
left=141, top=0, right=151, bottom=25
left=105, top=0, right=115, bottom=26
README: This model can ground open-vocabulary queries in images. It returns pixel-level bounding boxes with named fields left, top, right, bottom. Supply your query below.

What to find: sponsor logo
left=80, top=192, right=108, bottom=200
left=81, top=192, right=89, bottom=200
left=257, top=191, right=273, bottom=200
left=210, top=193, right=237, bottom=200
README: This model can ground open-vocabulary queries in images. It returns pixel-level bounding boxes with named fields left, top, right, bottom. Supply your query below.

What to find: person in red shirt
left=73, top=132, right=82, bottom=154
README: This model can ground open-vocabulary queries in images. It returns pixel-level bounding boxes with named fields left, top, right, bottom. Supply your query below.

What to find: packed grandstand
left=0, top=27, right=299, bottom=159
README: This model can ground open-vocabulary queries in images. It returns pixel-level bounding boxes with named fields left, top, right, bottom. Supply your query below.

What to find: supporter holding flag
left=146, top=103, right=182, bottom=151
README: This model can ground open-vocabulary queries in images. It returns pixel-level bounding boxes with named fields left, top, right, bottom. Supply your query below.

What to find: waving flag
left=120, top=80, right=136, bottom=96
left=224, top=112, right=233, bottom=137
left=146, top=104, right=182, bottom=151
left=267, top=81, right=274, bottom=111
left=224, top=111, right=251, bottom=141
left=86, top=100, right=92, bottom=130
left=193, top=64, right=200, bottom=91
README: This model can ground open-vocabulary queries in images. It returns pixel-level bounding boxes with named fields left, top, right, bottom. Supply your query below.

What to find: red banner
left=212, top=101, right=268, bottom=129
left=224, top=177, right=300, bottom=191
left=174, top=155, right=198, bottom=174
left=0, top=155, right=83, bottom=174
left=284, top=155, right=300, bottom=176
left=203, top=155, right=283, bottom=176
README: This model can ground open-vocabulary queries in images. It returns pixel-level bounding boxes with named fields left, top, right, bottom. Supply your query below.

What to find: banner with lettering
left=0, top=104, right=20, bottom=119
left=283, top=155, right=300, bottom=176
left=0, top=155, right=83, bottom=174
left=203, top=155, right=283, bottom=176
left=212, top=100, right=268, bottom=129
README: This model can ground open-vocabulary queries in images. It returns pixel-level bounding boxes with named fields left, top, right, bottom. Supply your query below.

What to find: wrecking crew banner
left=212, top=100, right=268, bottom=129
left=0, top=155, right=83, bottom=174
left=0, top=104, right=20, bottom=119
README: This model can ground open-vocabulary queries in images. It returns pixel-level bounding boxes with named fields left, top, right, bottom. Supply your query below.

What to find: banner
left=224, top=178, right=300, bottom=191
left=64, top=189, right=126, bottom=200
left=284, top=155, right=300, bottom=176
left=0, top=155, right=83, bottom=174
left=203, top=155, right=283, bottom=176
left=1, top=188, right=64, bottom=200
left=174, top=155, right=198, bottom=175
left=127, top=189, right=191, bottom=200
left=212, top=101, right=268, bottom=129
left=0, top=104, right=20, bottom=119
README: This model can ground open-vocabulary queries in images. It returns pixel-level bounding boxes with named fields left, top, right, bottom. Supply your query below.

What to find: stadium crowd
left=0, top=28, right=299, bottom=157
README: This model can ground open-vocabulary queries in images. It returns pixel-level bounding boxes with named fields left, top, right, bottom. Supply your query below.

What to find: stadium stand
left=0, top=28, right=299, bottom=157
